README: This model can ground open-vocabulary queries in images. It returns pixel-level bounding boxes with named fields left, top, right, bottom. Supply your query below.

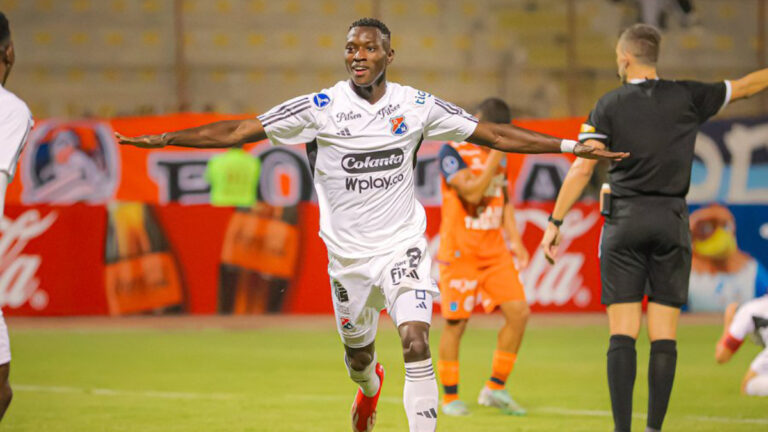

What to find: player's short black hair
left=349, top=17, right=391, bottom=40
left=0, top=12, right=10, bottom=46
left=619, top=23, right=661, bottom=65
left=476, top=98, right=511, bottom=124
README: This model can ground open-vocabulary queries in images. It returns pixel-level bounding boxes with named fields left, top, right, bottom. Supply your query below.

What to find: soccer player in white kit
left=0, top=11, right=34, bottom=420
left=118, top=18, right=627, bottom=432
left=716, top=296, right=768, bottom=396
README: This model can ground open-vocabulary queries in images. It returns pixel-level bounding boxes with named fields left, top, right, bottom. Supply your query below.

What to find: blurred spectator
left=614, top=0, right=699, bottom=29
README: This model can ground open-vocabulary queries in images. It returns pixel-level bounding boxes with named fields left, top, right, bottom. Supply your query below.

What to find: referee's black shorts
left=599, top=196, right=691, bottom=308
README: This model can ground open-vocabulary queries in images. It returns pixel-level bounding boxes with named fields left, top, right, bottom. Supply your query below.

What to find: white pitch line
left=536, top=406, right=768, bottom=425
left=15, top=384, right=237, bottom=400
left=16, top=386, right=768, bottom=426
left=289, top=393, right=768, bottom=425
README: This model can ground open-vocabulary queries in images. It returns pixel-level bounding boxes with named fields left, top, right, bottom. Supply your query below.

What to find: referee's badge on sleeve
left=580, top=124, right=596, bottom=133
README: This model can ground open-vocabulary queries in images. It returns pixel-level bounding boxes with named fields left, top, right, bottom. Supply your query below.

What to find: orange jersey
left=437, top=142, right=509, bottom=264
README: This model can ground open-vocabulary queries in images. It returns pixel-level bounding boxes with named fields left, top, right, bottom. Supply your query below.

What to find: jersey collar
left=343, top=80, right=393, bottom=115
left=628, top=77, right=660, bottom=84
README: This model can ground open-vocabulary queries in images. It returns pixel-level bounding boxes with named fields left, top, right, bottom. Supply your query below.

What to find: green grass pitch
left=3, top=316, right=766, bottom=431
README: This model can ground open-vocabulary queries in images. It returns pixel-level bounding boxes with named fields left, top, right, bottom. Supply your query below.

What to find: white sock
left=345, top=354, right=380, bottom=397
left=403, top=358, right=438, bottom=432
left=745, top=374, right=768, bottom=396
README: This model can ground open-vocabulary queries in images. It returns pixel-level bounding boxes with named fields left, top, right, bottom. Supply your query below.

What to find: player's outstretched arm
left=115, top=118, right=267, bottom=149
left=730, top=68, right=768, bottom=102
left=467, top=122, right=629, bottom=161
left=539, top=139, right=603, bottom=264
left=715, top=302, right=740, bottom=364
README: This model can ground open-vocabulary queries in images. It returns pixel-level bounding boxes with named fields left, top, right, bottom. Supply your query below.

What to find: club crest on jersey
left=313, top=93, right=331, bottom=109
left=340, top=317, right=354, bottom=330
left=390, top=115, right=408, bottom=136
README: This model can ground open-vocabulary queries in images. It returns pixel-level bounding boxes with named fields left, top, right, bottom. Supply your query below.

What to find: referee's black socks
left=647, top=339, right=677, bottom=431
left=607, top=334, right=636, bottom=432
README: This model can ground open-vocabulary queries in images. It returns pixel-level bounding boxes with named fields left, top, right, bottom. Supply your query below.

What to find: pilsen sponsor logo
left=0, top=210, right=58, bottom=310
left=341, top=149, right=404, bottom=174
left=335, top=111, right=362, bottom=123
left=376, top=104, right=400, bottom=120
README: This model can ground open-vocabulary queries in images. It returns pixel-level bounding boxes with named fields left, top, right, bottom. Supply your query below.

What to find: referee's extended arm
left=539, top=139, right=604, bottom=263
left=730, top=68, right=768, bottom=101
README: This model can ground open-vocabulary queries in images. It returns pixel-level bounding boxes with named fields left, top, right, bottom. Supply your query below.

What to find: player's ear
left=2, top=42, right=13, bottom=67
left=387, top=47, right=395, bottom=65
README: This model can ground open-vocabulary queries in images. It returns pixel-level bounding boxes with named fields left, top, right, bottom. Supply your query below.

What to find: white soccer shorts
left=0, top=312, right=10, bottom=365
left=750, top=347, right=768, bottom=376
left=328, top=236, right=438, bottom=348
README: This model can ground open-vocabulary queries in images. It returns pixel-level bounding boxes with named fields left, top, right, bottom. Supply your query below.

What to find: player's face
left=344, top=27, right=393, bottom=87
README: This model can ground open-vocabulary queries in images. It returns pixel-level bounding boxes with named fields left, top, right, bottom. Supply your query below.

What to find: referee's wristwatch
left=548, top=214, right=563, bottom=227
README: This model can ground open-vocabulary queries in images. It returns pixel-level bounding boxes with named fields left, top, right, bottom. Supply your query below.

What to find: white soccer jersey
left=729, top=295, right=768, bottom=348
left=258, top=81, right=478, bottom=258
left=0, top=84, right=33, bottom=180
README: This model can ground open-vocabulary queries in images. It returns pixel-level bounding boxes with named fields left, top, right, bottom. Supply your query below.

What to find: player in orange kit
left=436, top=98, right=530, bottom=416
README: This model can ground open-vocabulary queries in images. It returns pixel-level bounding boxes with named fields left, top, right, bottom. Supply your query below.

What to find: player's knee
left=502, top=301, right=530, bottom=324
left=445, top=318, right=468, bottom=332
left=744, top=374, right=768, bottom=396
left=402, top=334, right=431, bottom=360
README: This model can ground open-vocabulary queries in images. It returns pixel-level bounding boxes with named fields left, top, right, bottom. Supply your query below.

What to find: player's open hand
left=574, top=143, right=629, bottom=162
left=115, top=132, right=166, bottom=149
left=511, top=241, right=530, bottom=270
left=540, top=223, right=562, bottom=265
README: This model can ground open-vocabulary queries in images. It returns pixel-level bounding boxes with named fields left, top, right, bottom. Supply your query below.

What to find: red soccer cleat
left=351, top=363, right=385, bottom=432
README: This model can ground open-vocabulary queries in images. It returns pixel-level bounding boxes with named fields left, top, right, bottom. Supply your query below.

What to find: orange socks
left=487, top=350, right=517, bottom=390
left=437, top=360, right=459, bottom=404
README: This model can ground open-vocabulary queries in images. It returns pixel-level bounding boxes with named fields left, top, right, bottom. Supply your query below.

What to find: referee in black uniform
left=539, top=24, right=768, bottom=432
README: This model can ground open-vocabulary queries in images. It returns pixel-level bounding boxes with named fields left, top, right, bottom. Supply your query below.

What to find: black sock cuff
left=609, top=334, right=637, bottom=351
left=650, top=339, right=677, bottom=354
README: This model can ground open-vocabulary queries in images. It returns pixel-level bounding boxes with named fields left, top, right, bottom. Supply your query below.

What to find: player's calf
left=345, top=344, right=380, bottom=397
left=399, top=321, right=438, bottom=431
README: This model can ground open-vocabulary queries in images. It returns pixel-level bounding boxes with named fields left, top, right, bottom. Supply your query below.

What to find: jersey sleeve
left=438, top=144, right=469, bottom=182
left=256, top=94, right=319, bottom=145
left=423, top=97, right=479, bottom=142
left=728, top=303, right=756, bottom=341
left=579, top=96, right=612, bottom=146
left=681, top=80, right=731, bottom=123
left=0, top=100, right=34, bottom=178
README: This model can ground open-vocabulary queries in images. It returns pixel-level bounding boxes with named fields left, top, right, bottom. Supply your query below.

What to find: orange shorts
left=438, top=254, right=526, bottom=320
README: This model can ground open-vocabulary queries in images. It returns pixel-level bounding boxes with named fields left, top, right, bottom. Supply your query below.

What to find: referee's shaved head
left=618, top=24, right=661, bottom=65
